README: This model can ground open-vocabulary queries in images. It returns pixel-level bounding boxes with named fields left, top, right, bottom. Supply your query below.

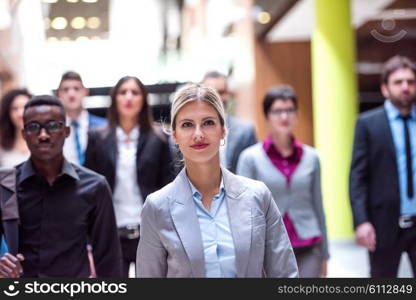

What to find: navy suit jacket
left=349, top=106, right=401, bottom=250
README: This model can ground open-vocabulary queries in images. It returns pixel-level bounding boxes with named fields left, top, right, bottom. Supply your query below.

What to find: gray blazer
left=136, top=167, right=298, bottom=278
left=225, top=115, right=257, bottom=173
left=237, top=143, right=329, bottom=259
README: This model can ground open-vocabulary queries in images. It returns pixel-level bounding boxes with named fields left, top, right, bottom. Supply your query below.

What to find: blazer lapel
left=135, top=128, right=147, bottom=180
left=103, top=131, right=117, bottom=174
left=222, top=168, right=250, bottom=278
left=169, top=169, right=205, bottom=277
left=0, top=168, right=19, bottom=255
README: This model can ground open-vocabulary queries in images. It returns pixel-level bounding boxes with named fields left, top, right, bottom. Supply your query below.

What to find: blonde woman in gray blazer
left=136, top=84, right=298, bottom=278
left=237, top=85, right=329, bottom=278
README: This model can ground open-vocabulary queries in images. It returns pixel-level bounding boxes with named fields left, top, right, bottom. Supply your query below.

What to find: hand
left=87, top=247, right=97, bottom=278
left=320, top=260, right=328, bottom=278
left=0, top=253, right=25, bottom=278
left=355, top=222, right=376, bottom=251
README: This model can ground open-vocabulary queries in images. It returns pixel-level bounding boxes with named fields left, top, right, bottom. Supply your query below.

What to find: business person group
left=0, top=54, right=415, bottom=278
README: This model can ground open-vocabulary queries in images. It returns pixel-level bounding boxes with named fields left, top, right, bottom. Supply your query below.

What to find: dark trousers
left=369, top=227, right=416, bottom=277
left=120, top=237, right=140, bottom=278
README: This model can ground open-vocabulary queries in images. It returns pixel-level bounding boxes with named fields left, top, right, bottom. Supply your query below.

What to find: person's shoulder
left=358, top=105, right=385, bottom=122
left=144, top=180, right=176, bottom=209
left=146, top=126, right=169, bottom=144
left=228, top=115, right=254, bottom=130
left=71, top=163, right=108, bottom=187
left=88, top=113, right=107, bottom=128
left=88, top=125, right=112, bottom=141
left=240, top=142, right=262, bottom=157
left=227, top=171, right=269, bottom=198
left=301, top=144, right=319, bottom=158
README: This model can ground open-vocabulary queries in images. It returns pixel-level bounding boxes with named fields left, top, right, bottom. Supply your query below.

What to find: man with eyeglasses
left=0, top=95, right=122, bottom=278
left=202, top=71, right=257, bottom=173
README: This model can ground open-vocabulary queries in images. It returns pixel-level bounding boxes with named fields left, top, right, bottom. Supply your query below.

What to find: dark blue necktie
left=71, top=120, right=84, bottom=165
left=400, top=115, right=414, bottom=199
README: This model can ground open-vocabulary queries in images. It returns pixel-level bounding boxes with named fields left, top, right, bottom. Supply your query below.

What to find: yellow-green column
left=311, top=0, right=357, bottom=239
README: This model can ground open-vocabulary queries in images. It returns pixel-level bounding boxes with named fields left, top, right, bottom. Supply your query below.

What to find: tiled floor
left=327, top=239, right=414, bottom=278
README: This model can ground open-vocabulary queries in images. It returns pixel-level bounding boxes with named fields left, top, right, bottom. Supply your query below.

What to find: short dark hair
left=381, top=55, right=416, bottom=84
left=108, top=76, right=153, bottom=133
left=263, top=85, right=298, bottom=117
left=202, top=71, right=226, bottom=82
left=23, top=95, right=66, bottom=121
left=0, top=88, right=32, bottom=150
left=58, top=71, right=84, bottom=89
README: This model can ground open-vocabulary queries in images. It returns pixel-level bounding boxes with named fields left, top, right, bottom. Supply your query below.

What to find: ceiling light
left=258, top=11, right=271, bottom=24
left=51, top=17, right=68, bottom=30
left=71, top=17, right=86, bottom=29
left=87, top=17, right=101, bottom=29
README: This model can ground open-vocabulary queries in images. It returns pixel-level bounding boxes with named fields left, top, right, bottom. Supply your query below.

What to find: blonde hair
left=170, top=83, right=226, bottom=132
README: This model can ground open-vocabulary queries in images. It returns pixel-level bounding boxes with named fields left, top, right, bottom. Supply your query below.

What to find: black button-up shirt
left=16, top=159, right=122, bottom=277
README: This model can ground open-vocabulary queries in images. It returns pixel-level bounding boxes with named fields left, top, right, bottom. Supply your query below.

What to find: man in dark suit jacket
left=56, top=71, right=107, bottom=165
left=349, top=55, right=416, bottom=277
left=202, top=71, right=257, bottom=173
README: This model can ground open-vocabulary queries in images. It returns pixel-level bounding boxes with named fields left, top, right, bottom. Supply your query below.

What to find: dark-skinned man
left=0, top=95, right=121, bottom=278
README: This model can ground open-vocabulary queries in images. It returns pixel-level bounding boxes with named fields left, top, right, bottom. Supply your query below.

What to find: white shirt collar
left=116, top=126, right=140, bottom=143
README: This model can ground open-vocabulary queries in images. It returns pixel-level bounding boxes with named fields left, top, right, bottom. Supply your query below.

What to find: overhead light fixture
left=51, top=17, right=68, bottom=30
left=82, top=0, right=98, bottom=3
left=66, top=0, right=79, bottom=2
left=42, top=0, right=58, bottom=3
left=87, top=16, right=101, bottom=29
left=258, top=11, right=271, bottom=24
left=71, top=17, right=86, bottom=29
left=61, top=36, right=71, bottom=41
left=91, top=36, right=101, bottom=40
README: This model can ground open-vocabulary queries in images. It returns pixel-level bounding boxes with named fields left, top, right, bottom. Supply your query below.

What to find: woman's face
left=267, top=99, right=297, bottom=135
left=173, top=101, right=225, bottom=165
left=10, top=95, right=30, bottom=130
left=116, top=79, right=144, bottom=121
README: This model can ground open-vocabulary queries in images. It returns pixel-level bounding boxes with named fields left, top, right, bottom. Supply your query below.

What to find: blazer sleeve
left=262, top=185, right=298, bottom=278
left=89, top=177, right=123, bottom=278
left=236, top=148, right=256, bottom=179
left=84, top=130, right=100, bottom=170
left=349, top=117, right=370, bottom=227
left=136, top=195, right=168, bottom=277
left=311, top=154, right=329, bottom=260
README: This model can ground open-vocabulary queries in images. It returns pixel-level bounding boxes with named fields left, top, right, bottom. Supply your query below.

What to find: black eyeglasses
left=269, top=108, right=296, bottom=117
left=24, top=121, right=64, bottom=135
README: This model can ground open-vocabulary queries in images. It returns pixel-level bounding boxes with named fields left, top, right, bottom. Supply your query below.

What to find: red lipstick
left=191, top=143, right=209, bottom=150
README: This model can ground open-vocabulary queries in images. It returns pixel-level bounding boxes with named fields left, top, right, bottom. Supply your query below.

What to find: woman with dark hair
left=237, top=85, right=329, bottom=278
left=84, top=76, right=175, bottom=277
left=0, top=89, right=32, bottom=167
